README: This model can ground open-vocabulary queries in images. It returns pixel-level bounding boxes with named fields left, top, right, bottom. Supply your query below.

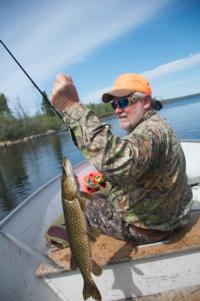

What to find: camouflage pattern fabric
left=62, top=103, right=193, bottom=235
left=85, top=190, right=171, bottom=244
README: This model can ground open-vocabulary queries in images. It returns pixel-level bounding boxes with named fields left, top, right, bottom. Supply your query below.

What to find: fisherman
left=51, top=73, right=193, bottom=245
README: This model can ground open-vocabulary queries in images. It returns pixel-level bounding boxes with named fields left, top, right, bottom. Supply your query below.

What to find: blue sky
left=0, top=0, right=200, bottom=115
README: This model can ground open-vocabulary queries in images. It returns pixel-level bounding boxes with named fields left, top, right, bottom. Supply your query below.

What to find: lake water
left=0, top=94, right=200, bottom=221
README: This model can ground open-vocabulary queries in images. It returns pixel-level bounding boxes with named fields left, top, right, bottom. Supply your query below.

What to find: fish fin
left=78, top=191, right=91, bottom=211
left=90, top=227, right=101, bottom=237
left=83, top=279, right=102, bottom=301
left=86, top=226, right=101, bottom=242
left=78, top=198, right=87, bottom=212
left=79, top=191, right=92, bottom=200
left=92, top=260, right=102, bottom=276
left=86, top=231, right=97, bottom=242
left=70, top=255, right=77, bottom=271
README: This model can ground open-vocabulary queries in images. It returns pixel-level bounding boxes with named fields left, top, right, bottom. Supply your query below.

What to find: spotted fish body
left=61, top=158, right=102, bottom=301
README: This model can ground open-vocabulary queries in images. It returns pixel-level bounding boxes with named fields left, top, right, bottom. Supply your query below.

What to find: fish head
left=62, top=157, right=79, bottom=201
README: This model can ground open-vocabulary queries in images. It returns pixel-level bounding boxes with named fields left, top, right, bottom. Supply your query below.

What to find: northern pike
left=61, top=157, right=102, bottom=301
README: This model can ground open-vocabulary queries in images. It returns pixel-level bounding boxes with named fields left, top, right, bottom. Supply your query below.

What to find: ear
left=143, top=95, right=152, bottom=110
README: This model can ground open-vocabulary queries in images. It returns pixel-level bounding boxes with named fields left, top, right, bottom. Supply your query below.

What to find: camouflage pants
left=85, top=191, right=171, bottom=245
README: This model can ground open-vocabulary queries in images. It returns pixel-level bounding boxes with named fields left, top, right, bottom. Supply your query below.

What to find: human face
left=112, top=94, right=149, bottom=133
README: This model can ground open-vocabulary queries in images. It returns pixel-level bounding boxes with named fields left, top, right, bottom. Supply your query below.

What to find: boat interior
left=36, top=179, right=200, bottom=278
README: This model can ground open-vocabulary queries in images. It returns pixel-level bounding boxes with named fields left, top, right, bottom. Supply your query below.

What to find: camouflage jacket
left=63, top=103, right=193, bottom=231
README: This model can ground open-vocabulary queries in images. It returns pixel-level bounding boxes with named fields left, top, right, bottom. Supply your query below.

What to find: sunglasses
left=110, top=97, right=138, bottom=110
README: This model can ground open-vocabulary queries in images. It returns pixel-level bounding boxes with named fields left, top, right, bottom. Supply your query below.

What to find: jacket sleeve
left=62, top=103, right=166, bottom=185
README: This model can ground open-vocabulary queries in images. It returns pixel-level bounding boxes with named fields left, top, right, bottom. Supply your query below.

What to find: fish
left=61, top=157, right=102, bottom=301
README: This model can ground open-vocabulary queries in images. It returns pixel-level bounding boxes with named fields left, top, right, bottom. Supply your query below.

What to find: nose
left=115, top=106, right=123, bottom=114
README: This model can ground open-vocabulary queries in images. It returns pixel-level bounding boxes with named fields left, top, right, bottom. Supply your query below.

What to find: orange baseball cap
left=102, top=73, right=152, bottom=102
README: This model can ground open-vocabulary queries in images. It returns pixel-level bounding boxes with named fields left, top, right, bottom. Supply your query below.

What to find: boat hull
left=0, top=140, right=200, bottom=301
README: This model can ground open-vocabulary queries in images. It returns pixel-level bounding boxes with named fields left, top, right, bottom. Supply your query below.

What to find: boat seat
left=35, top=210, right=200, bottom=277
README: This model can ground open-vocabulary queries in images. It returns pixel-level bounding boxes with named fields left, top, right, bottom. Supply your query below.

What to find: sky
left=0, top=0, right=200, bottom=116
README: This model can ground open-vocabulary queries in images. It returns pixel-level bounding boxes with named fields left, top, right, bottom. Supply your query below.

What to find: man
left=51, top=73, right=192, bottom=244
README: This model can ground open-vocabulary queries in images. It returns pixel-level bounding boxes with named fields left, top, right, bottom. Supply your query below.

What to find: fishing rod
left=0, top=40, right=62, bottom=119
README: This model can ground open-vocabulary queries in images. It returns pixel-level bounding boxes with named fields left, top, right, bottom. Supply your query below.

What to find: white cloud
left=0, top=0, right=170, bottom=114
left=142, top=53, right=200, bottom=79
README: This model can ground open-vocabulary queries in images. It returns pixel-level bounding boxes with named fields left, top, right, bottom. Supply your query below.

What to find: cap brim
left=102, top=89, right=135, bottom=103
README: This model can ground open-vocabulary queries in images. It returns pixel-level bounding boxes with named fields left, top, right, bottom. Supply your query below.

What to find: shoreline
left=1, top=93, right=199, bottom=149
left=0, top=129, right=65, bottom=148
left=0, top=114, right=115, bottom=149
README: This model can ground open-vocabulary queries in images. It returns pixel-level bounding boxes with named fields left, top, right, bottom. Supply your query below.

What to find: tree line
left=0, top=92, right=114, bottom=142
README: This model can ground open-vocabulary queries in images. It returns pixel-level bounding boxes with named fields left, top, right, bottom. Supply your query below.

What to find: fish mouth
left=62, top=159, right=77, bottom=184
left=62, top=157, right=79, bottom=197
left=63, top=158, right=74, bottom=175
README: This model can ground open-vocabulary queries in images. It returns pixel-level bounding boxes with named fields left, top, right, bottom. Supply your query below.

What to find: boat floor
left=36, top=210, right=200, bottom=277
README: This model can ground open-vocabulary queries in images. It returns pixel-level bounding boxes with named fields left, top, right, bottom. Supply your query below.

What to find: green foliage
left=0, top=93, right=12, bottom=116
left=0, top=114, right=62, bottom=141
left=86, top=102, right=114, bottom=118
left=41, top=91, right=55, bottom=116
left=0, top=93, right=114, bottom=142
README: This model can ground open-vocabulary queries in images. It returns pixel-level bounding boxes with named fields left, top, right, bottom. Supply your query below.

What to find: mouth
left=118, top=115, right=127, bottom=120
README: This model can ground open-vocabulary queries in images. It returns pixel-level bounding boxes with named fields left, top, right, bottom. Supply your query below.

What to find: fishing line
left=0, top=40, right=62, bottom=119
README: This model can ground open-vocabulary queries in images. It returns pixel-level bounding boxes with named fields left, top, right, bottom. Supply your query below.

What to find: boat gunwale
left=0, top=160, right=86, bottom=228
left=180, top=139, right=200, bottom=143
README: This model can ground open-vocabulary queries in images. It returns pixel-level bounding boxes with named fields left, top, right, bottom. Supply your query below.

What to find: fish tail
left=83, top=279, right=102, bottom=301
left=92, top=260, right=102, bottom=276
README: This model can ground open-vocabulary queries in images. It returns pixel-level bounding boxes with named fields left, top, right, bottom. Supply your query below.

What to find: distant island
left=160, top=92, right=200, bottom=104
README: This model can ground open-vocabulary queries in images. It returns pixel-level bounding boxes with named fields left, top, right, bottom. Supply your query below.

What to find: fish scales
left=63, top=199, right=93, bottom=278
left=61, top=158, right=102, bottom=301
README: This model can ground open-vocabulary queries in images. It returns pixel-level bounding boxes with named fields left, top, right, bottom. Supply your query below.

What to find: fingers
left=56, top=74, right=73, bottom=84
left=51, top=74, right=69, bottom=97
left=52, top=74, right=73, bottom=95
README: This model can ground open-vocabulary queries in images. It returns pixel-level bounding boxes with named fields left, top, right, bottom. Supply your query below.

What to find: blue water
left=0, top=95, right=200, bottom=221
left=159, top=95, right=200, bottom=140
